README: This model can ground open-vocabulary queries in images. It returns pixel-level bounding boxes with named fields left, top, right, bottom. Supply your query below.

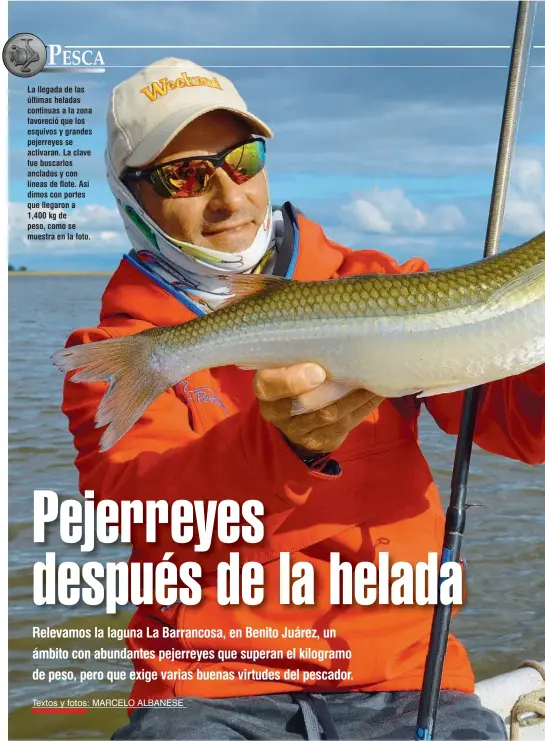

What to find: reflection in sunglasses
left=129, top=139, right=266, bottom=199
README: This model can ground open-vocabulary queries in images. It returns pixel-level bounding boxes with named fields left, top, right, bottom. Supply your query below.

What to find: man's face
left=137, top=111, right=269, bottom=254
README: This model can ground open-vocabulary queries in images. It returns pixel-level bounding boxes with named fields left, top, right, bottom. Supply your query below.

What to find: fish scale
left=53, top=232, right=545, bottom=451
left=188, top=232, right=544, bottom=330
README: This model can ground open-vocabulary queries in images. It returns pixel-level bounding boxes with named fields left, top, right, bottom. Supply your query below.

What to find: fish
left=52, top=231, right=545, bottom=452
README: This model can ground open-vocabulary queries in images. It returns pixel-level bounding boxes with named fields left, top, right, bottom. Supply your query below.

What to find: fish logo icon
left=2, top=34, right=46, bottom=77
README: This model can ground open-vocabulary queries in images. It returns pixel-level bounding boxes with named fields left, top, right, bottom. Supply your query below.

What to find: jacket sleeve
left=424, top=365, right=545, bottom=465
left=62, top=325, right=342, bottom=572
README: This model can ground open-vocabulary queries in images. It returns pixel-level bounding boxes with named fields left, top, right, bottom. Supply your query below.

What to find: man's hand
left=254, top=363, right=384, bottom=458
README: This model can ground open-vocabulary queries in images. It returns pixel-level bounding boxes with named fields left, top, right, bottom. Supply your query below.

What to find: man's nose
left=206, top=167, right=247, bottom=213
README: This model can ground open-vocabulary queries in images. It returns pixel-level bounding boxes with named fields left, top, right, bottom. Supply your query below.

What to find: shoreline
left=8, top=271, right=113, bottom=276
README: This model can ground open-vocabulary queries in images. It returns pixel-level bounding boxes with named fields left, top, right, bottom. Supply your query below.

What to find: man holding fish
left=57, top=59, right=544, bottom=740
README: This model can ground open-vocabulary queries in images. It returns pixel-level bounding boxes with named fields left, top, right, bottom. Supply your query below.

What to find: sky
left=7, top=0, right=545, bottom=271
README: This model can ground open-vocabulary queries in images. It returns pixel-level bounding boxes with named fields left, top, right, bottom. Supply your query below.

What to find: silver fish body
left=53, top=232, right=545, bottom=450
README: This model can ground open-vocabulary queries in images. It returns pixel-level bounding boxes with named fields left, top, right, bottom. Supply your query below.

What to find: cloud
left=9, top=203, right=126, bottom=255
left=324, top=225, right=439, bottom=257
left=7, top=1, right=545, bottom=272
left=504, top=159, right=545, bottom=236
left=340, top=185, right=465, bottom=235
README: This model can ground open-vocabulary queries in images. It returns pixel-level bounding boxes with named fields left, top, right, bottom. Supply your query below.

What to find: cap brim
left=125, top=104, right=273, bottom=170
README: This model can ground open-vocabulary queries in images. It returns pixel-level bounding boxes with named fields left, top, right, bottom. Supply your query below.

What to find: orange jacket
left=62, top=209, right=545, bottom=708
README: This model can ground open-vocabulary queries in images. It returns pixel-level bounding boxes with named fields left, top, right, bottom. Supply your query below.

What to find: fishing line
left=414, top=2, right=538, bottom=739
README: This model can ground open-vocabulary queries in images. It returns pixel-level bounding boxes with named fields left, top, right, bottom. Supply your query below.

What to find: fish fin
left=52, top=333, right=171, bottom=452
left=485, top=260, right=545, bottom=309
left=236, top=362, right=281, bottom=371
left=218, top=274, right=289, bottom=308
left=416, top=381, right=477, bottom=398
left=291, top=380, right=357, bottom=416
left=236, top=363, right=263, bottom=371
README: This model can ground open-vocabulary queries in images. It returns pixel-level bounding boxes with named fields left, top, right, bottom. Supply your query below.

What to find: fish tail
left=52, top=332, right=171, bottom=452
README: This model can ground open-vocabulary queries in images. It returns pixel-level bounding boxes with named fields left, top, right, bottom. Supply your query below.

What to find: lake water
left=8, top=275, right=544, bottom=740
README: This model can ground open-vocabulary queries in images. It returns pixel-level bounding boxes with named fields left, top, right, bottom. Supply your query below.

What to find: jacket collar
left=99, top=203, right=345, bottom=327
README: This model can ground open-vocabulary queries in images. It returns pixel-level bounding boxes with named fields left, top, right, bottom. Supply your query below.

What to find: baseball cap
left=107, top=57, right=274, bottom=176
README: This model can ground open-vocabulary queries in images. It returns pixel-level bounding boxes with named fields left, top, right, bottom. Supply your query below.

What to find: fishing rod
left=414, top=2, right=537, bottom=739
